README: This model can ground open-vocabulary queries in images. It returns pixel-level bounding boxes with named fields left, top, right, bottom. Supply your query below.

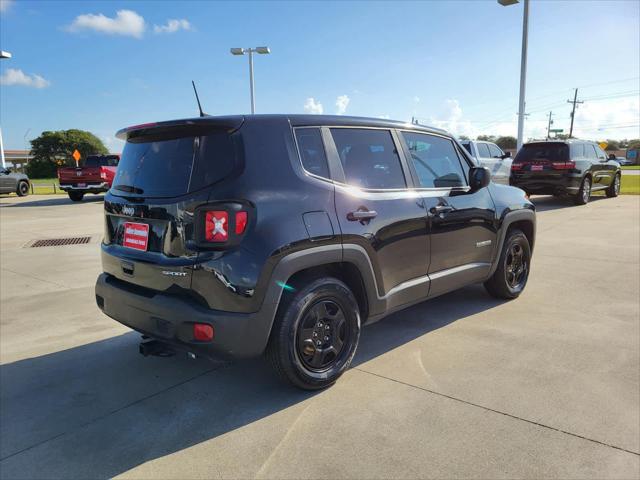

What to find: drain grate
left=29, top=236, right=92, bottom=248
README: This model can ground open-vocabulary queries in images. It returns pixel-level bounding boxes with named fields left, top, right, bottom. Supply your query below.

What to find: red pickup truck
left=58, top=155, right=120, bottom=201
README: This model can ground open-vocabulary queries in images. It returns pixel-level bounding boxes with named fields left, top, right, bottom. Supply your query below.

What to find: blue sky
left=1, top=0, right=639, bottom=152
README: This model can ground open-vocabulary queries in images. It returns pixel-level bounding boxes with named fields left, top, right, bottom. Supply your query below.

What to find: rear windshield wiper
left=113, top=184, right=144, bottom=194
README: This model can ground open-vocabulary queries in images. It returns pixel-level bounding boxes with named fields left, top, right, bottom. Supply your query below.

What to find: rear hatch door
left=511, top=142, right=572, bottom=178
left=102, top=118, right=243, bottom=293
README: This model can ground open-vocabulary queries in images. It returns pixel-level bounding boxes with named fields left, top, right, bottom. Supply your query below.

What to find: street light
left=499, top=0, right=529, bottom=151
left=0, top=50, right=12, bottom=168
left=230, top=46, right=271, bottom=114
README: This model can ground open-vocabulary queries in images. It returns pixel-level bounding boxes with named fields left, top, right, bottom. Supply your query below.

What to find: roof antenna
left=192, top=80, right=205, bottom=117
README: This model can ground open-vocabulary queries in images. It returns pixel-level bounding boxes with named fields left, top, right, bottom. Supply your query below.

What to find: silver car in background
left=460, top=140, right=513, bottom=185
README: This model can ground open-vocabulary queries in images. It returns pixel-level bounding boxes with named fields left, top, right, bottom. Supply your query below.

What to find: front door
left=487, top=143, right=512, bottom=185
left=398, top=131, right=497, bottom=298
left=327, top=127, right=431, bottom=313
left=0, top=169, right=15, bottom=193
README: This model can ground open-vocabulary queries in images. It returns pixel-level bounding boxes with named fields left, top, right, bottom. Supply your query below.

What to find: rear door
left=399, top=131, right=496, bottom=298
left=328, top=127, right=431, bottom=311
left=475, top=142, right=498, bottom=178
left=103, top=126, right=240, bottom=293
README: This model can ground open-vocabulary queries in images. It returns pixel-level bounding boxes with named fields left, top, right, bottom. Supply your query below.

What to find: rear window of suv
left=85, top=155, right=119, bottom=167
left=514, top=143, right=569, bottom=163
left=112, top=131, right=237, bottom=198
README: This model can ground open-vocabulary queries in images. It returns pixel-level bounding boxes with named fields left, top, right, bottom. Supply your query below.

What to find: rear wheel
left=606, top=173, right=621, bottom=198
left=16, top=181, right=29, bottom=197
left=266, top=276, right=361, bottom=390
left=68, top=191, right=84, bottom=202
left=574, top=176, right=591, bottom=205
left=484, top=229, right=531, bottom=299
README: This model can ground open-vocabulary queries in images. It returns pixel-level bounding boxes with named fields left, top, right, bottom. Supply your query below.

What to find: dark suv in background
left=510, top=140, right=621, bottom=205
left=95, top=115, right=535, bottom=389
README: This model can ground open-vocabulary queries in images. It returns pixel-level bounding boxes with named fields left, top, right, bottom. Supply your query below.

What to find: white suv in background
left=460, top=140, right=513, bottom=185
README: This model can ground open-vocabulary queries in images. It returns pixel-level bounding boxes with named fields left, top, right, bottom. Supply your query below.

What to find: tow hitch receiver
left=139, top=338, right=175, bottom=357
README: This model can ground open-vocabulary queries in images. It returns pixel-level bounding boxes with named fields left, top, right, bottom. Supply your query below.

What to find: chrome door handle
left=347, top=210, right=377, bottom=222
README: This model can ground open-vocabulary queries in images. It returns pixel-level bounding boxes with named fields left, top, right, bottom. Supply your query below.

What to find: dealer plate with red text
left=123, top=222, right=149, bottom=251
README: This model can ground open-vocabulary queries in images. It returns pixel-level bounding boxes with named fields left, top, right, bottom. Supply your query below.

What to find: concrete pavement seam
left=354, top=367, right=640, bottom=457
left=0, top=267, right=70, bottom=290
left=0, top=362, right=231, bottom=463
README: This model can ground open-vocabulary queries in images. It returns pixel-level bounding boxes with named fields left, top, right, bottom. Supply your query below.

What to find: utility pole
left=567, top=88, right=584, bottom=139
left=546, top=111, right=553, bottom=139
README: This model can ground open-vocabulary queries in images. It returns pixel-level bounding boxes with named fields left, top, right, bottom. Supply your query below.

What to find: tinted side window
left=595, top=146, right=607, bottom=160
left=477, top=143, right=491, bottom=158
left=584, top=144, right=598, bottom=159
left=570, top=143, right=584, bottom=159
left=402, top=132, right=467, bottom=188
left=331, top=128, right=406, bottom=189
left=488, top=144, right=503, bottom=158
left=461, top=142, right=473, bottom=155
left=295, top=128, right=330, bottom=179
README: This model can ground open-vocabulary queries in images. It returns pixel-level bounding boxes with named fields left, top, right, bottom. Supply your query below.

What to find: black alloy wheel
left=296, top=299, right=350, bottom=371
left=504, top=242, right=528, bottom=291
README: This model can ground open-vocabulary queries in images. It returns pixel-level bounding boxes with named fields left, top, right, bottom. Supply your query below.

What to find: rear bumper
left=60, top=182, right=109, bottom=192
left=510, top=174, right=581, bottom=194
left=95, top=273, right=277, bottom=359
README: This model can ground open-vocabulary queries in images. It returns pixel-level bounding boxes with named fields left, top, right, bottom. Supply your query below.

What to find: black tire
left=484, top=228, right=531, bottom=300
left=266, top=276, right=361, bottom=390
left=68, top=191, right=84, bottom=202
left=606, top=173, right=621, bottom=198
left=574, top=176, right=591, bottom=205
left=16, top=181, right=29, bottom=197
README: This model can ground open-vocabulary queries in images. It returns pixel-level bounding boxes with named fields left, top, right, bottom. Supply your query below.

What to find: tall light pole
left=230, top=46, right=271, bottom=114
left=0, top=50, right=12, bottom=169
left=499, top=0, right=529, bottom=151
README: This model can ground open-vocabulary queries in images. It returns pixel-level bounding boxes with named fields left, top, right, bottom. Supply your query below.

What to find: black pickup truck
left=95, top=114, right=536, bottom=389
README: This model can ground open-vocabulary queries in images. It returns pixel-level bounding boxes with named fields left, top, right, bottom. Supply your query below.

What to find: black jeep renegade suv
left=95, top=115, right=535, bottom=389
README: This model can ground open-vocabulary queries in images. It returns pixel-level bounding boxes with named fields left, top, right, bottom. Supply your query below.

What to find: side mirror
left=608, top=153, right=616, bottom=160
left=469, top=166, right=491, bottom=192
left=502, top=151, right=512, bottom=159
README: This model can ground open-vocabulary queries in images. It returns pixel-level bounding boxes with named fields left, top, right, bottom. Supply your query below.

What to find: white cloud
left=0, top=0, right=14, bottom=13
left=0, top=68, right=50, bottom=88
left=66, top=10, right=145, bottom=38
left=423, top=96, right=639, bottom=142
left=304, top=97, right=323, bottom=114
left=413, top=96, right=421, bottom=103
left=153, top=19, right=192, bottom=34
left=573, top=96, right=640, bottom=141
left=335, top=94, right=350, bottom=115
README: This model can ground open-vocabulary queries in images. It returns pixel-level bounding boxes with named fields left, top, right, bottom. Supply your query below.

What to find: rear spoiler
left=116, top=116, right=245, bottom=141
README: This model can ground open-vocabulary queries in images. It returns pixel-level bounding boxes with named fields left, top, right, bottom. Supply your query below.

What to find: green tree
left=458, top=135, right=470, bottom=141
left=627, top=139, right=640, bottom=150
left=604, top=139, right=620, bottom=151
left=26, top=129, right=108, bottom=178
left=495, top=136, right=517, bottom=150
left=477, top=135, right=497, bottom=142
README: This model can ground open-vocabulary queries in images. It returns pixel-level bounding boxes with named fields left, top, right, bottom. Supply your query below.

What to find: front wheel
left=574, top=176, right=591, bottom=205
left=16, top=181, right=29, bottom=197
left=606, top=173, right=621, bottom=198
left=266, top=276, right=361, bottom=390
left=68, top=191, right=84, bottom=202
left=484, top=229, right=531, bottom=299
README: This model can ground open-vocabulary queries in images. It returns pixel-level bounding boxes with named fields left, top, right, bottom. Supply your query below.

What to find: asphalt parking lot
left=0, top=193, right=638, bottom=479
